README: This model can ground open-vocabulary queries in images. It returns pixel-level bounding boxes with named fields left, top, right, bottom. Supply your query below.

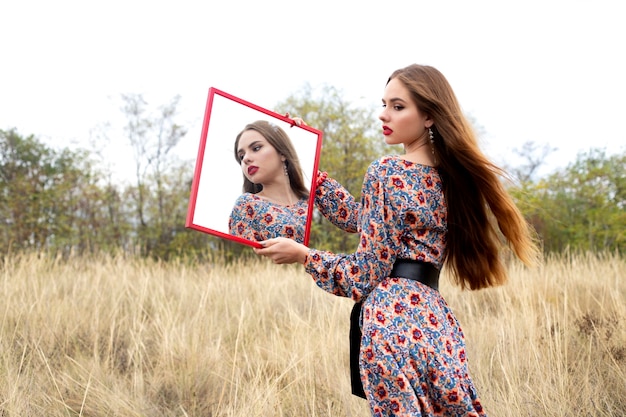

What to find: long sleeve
left=314, top=173, right=360, bottom=233
left=305, top=163, right=397, bottom=302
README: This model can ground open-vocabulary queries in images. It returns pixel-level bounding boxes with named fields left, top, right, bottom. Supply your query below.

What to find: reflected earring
left=283, top=161, right=289, bottom=176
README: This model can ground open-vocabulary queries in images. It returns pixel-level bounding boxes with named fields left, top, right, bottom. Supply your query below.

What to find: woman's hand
left=254, top=237, right=309, bottom=264
left=284, top=112, right=307, bottom=127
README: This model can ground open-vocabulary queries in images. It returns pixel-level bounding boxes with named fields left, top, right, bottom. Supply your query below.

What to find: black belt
left=349, top=260, right=440, bottom=398
left=390, top=259, right=440, bottom=291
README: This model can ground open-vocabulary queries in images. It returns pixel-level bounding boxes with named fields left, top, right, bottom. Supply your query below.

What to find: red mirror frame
left=185, top=87, right=323, bottom=248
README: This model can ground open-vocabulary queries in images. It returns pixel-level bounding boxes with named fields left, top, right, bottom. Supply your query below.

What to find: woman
left=255, top=64, right=540, bottom=416
left=229, top=120, right=309, bottom=243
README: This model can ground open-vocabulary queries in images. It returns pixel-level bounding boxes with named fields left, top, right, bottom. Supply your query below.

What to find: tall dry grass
left=0, top=251, right=624, bottom=416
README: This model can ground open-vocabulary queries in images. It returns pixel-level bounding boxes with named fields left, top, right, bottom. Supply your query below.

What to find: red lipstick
left=382, top=126, right=393, bottom=135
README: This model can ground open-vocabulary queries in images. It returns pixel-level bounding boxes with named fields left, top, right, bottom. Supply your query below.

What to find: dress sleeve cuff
left=316, top=170, right=328, bottom=187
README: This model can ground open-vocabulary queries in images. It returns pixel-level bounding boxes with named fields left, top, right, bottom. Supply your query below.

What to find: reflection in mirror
left=186, top=88, right=323, bottom=248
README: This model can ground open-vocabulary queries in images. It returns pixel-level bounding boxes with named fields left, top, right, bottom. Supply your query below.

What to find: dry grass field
left=1, top=251, right=624, bottom=416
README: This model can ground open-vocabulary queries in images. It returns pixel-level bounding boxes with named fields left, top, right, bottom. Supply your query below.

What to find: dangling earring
left=429, top=127, right=437, bottom=164
left=283, top=160, right=289, bottom=176
left=428, top=127, right=434, bottom=151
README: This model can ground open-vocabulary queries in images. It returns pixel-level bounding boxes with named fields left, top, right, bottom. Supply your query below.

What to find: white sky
left=1, top=0, right=625, bottom=182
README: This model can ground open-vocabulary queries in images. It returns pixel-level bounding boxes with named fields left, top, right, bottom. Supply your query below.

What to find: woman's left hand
left=284, top=112, right=307, bottom=127
left=254, top=237, right=309, bottom=264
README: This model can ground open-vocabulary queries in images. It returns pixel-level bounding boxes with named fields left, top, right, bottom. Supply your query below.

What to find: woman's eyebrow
left=382, top=97, right=406, bottom=104
left=237, top=140, right=262, bottom=154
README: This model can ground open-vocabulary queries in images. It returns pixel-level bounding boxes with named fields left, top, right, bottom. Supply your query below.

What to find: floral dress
left=314, top=172, right=360, bottom=233
left=228, top=193, right=308, bottom=243
left=307, top=155, right=487, bottom=416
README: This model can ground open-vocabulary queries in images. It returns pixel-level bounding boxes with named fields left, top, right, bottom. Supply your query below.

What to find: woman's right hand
left=254, top=237, right=309, bottom=265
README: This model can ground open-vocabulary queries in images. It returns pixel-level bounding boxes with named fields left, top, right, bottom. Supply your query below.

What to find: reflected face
left=379, top=78, right=430, bottom=147
left=236, top=130, right=284, bottom=184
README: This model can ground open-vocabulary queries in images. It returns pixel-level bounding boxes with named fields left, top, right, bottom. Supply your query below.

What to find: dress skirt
left=359, top=278, right=487, bottom=417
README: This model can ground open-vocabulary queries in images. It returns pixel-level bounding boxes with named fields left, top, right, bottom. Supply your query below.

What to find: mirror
left=186, top=87, right=323, bottom=248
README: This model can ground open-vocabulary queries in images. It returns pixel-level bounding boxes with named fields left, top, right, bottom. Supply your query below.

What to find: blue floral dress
left=307, top=156, right=487, bottom=416
left=228, top=193, right=308, bottom=243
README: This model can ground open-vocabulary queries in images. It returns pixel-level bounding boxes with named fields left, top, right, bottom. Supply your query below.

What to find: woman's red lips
left=383, top=126, right=393, bottom=135
left=248, top=166, right=258, bottom=175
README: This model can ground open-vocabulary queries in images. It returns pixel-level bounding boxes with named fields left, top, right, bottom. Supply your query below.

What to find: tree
left=510, top=148, right=626, bottom=253
left=275, top=84, right=384, bottom=252
left=0, top=129, right=118, bottom=255
left=0, top=129, right=55, bottom=251
left=552, top=149, right=625, bottom=251
left=120, top=93, right=187, bottom=257
left=508, top=140, right=557, bottom=183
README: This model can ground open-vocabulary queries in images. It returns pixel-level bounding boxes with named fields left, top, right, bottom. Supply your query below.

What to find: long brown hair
left=389, top=64, right=540, bottom=290
left=234, top=120, right=309, bottom=199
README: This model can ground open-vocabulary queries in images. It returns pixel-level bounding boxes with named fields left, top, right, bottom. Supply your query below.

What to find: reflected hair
left=388, top=64, right=540, bottom=290
left=234, top=120, right=309, bottom=199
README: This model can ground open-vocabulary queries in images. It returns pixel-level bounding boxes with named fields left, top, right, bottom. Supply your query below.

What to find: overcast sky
left=1, top=0, right=624, bottom=182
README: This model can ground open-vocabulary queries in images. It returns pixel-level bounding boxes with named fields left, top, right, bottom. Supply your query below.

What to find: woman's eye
left=394, top=105, right=404, bottom=111
left=253, top=145, right=261, bottom=152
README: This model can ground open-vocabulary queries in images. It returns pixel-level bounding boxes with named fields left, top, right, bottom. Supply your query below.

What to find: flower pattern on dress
left=228, top=193, right=308, bottom=243
left=314, top=176, right=360, bottom=233
left=305, top=155, right=487, bottom=416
